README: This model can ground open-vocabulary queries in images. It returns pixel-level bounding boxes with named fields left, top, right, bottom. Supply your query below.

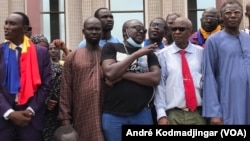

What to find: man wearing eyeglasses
left=143, top=17, right=168, bottom=54
left=163, top=12, right=181, bottom=46
left=154, top=16, right=206, bottom=125
left=203, top=0, right=250, bottom=125
left=101, top=19, right=161, bottom=141
left=142, top=17, right=167, bottom=125
left=189, top=7, right=221, bottom=47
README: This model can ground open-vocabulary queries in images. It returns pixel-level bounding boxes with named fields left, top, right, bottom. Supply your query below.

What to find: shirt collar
left=171, top=41, right=194, bottom=54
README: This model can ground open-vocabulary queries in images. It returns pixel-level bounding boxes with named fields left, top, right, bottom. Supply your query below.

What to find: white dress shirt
left=154, top=41, right=204, bottom=120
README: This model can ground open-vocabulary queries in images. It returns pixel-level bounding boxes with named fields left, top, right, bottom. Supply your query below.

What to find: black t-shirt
left=101, top=43, right=160, bottom=116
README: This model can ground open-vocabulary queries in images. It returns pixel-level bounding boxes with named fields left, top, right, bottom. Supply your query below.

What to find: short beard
left=103, top=27, right=113, bottom=32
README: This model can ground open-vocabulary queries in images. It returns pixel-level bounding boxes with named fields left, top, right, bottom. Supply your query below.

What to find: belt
left=174, top=106, right=202, bottom=112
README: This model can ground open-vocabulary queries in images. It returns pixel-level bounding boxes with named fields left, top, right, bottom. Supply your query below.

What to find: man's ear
left=82, top=29, right=85, bottom=35
left=23, top=25, right=29, bottom=33
left=164, top=28, right=168, bottom=37
left=122, top=29, right=126, bottom=39
left=245, top=12, right=249, bottom=17
left=220, top=19, right=223, bottom=24
left=123, top=28, right=130, bottom=40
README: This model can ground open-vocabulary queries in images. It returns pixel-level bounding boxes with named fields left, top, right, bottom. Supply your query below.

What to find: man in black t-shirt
left=101, top=19, right=161, bottom=141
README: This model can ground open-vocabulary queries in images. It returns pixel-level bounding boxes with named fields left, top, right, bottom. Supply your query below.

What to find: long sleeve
left=29, top=45, right=51, bottom=112
left=58, top=52, right=73, bottom=125
left=154, top=53, right=168, bottom=120
left=202, top=36, right=221, bottom=118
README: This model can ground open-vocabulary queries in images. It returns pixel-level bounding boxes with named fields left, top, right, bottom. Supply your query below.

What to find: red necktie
left=179, top=50, right=197, bottom=111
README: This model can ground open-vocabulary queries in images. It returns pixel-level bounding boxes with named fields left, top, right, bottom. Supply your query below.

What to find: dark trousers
left=151, top=105, right=158, bottom=125
left=0, top=104, right=44, bottom=141
left=0, top=122, right=43, bottom=141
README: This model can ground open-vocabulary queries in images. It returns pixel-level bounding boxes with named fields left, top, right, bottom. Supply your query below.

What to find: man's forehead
left=223, top=3, right=242, bottom=11
left=6, top=14, right=23, bottom=23
left=167, top=15, right=179, bottom=21
left=130, top=20, right=143, bottom=26
left=99, top=9, right=112, bottom=15
left=173, top=20, right=187, bottom=26
left=84, top=18, right=102, bottom=28
left=85, top=21, right=102, bottom=27
left=203, top=11, right=218, bottom=15
left=7, top=14, right=22, bottom=20
left=152, top=19, right=165, bottom=24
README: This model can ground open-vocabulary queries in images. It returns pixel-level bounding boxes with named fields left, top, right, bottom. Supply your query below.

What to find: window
left=188, top=0, right=216, bottom=31
left=109, top=0, right=145, bottom=41
left=41, top=0, right=65, bottom=42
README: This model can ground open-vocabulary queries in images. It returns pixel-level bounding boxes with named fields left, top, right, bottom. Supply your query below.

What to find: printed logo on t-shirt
left=116, top=52, right=135, bottom=64
left=128, top=55, right=149, bottom=73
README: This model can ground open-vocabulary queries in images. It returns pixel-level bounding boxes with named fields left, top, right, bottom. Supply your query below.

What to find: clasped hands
left=8, top=109, right=33, bottom=127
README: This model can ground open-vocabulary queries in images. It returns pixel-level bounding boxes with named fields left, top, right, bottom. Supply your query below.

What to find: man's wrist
left=27, top=107, right=35, bottom=115
left=158, top=116, right=167, bottom=121
left=3, top=109, right=15, bottom=120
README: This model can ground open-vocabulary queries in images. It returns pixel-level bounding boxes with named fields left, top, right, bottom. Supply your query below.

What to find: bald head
left=166, top=12, right=181, bottom=19
left=122, top=19, right=142, bottom=31
left=53, top=125, right=79, bottom=141
left=203, top=7, right=220, bottom=16
left=122, top=19, right=144, bottom=39
left=171, top=17, right=193, bottom=48
left=203, top=7, right=220, bottom=21
left=173, top=17, right=192, bottom=29
left=83, top=16, right=101, bottom=28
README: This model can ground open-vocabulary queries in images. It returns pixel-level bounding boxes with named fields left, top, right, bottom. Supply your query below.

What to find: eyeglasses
left=171, top=27, right=190, bottom=32
left=129, top=25, right=147, bottom=33
left=150, top=23, right=165, bottom=30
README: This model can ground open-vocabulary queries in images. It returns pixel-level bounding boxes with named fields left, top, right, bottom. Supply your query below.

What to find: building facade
left=0, top=0, right=248, bottom=50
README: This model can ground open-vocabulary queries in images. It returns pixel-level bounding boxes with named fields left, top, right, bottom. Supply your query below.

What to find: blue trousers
left=102, top=108, right=153, bottom=141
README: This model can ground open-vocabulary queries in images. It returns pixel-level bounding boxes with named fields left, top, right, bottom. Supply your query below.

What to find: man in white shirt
left=154, top=17, right=206, bottom=125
